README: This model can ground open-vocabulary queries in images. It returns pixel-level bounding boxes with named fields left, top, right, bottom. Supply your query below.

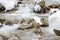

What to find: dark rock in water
left=40, top=6, right=49, bottom=13
left=37, top=0, right=46, bottom=13
left=4, top=20, right=13, bottom=25
left=0, top=4, right=5, bottom=12
left=33, top=6, right=50, bottom=13
left=41, top=18, right=49, bottom=27
left=0, top=25, right=3, bottom=28
left=54, top=29, right=60, bottom=36
left=6, top=8, right=17, bottom=12
left=48, top=4, right=60, bottom=8
left=18, top=2, right=22, bottom=4
left=0, top=19, right=5, bottom=24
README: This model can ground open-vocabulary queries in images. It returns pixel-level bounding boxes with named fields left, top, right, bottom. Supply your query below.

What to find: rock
left=34, top=0, right=46, bottom=13
left=33, top=5, right=41, bottom=13
left=32, top=16, right=42, bottom=25
left=48, top=10, right=60, bottom=34
left=31, top=20, right=43, bottom=35
left=54, top=29, right=60, bottom=36
left=6, top=8, right=17, bottom=12
left=37, top=0, right=50, bottom=13
left=0, top=34, right=9, bottom=40
left=8, top=37, right=20, bottom=40
left=32, top=20, right=40, bottom=28
left=20, top=19, right=25, bottom=24
left=4, top=20, right=14, bottom=25
left=17, top=23, right=32, bottom=30
left=40, top=6, right=50, bottom=13
left=0, top=19, right=5, bottom=24
left=18, top=0, right=23, bottom=4
left=0, top=4, right=5, bottom=12
left=56, top=36, right=60, bottom=40
left=0, top=24, right=3, bottom=28
left=18, top=19, right=34, bottom=30
left=0, top=36, right=3, bottom=40
left=41, top=18, right=48, bottom=27
left=38, top=0, right=45, bottom=8
left=48, top=4, right=60, bottom=8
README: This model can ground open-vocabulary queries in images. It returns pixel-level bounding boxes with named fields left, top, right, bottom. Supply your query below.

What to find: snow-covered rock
left=48, top=9, right=60, bottom=34
left=0, top=0, right=19, bottom=10
left=49, top=8, right=59, bottom=15
left=33, top=0, right=42, bottom=12
left=32, top=16, right=42, bottom=25
left=33, top=5, right=41, bottom=12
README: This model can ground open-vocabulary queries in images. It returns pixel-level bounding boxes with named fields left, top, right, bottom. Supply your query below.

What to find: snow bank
left=0, top=0, right=19, bottom=10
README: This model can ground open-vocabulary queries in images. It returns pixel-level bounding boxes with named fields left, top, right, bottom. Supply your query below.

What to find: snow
left=33, top=5, right=41, bottom=12
left=44, top=0, right=60, bottom=6
left=0, top=0, right=59, bottom=40
left=0, top=24, right=19, bottom=35
left=0, top=0, right=19, bottom=10
left=49, top=8, right=59, bottom=15
left=32, top=16, right=42, bottom=25
left=34, top=0, right=42, bottom=4
left=48, top=9, right=60, bottom=34
left=15, top=5, right=34, bottom=14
